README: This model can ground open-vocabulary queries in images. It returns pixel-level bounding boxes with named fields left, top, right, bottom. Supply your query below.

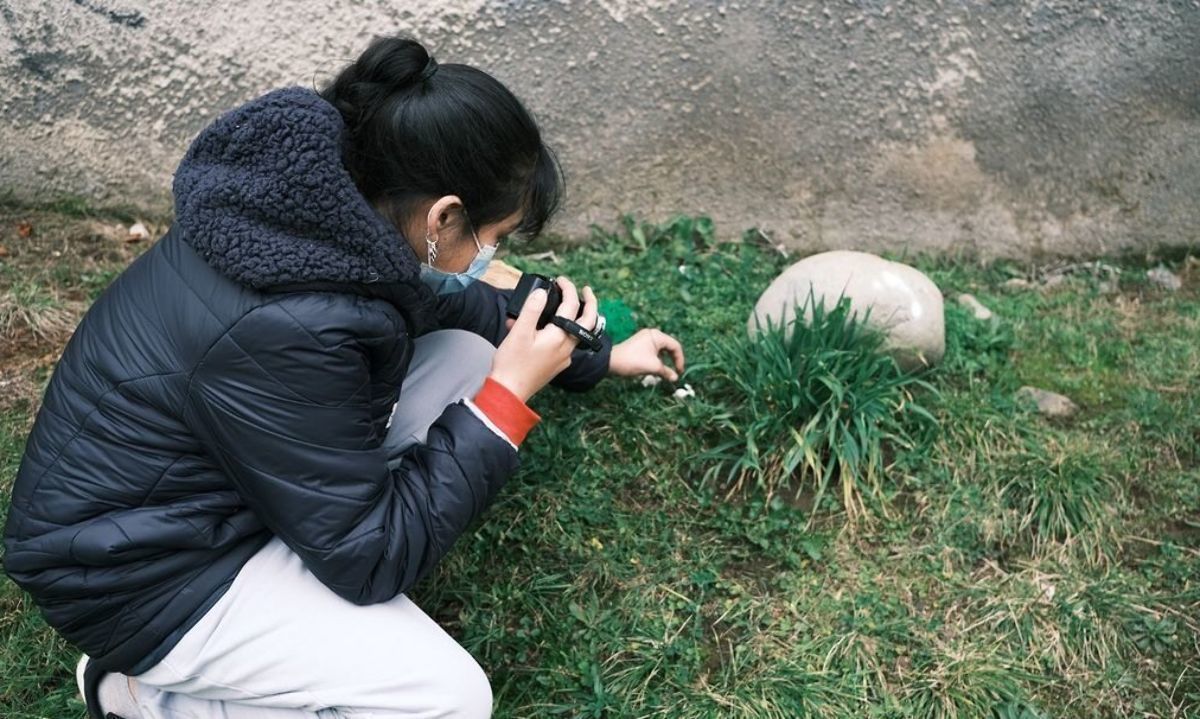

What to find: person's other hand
left=490, top=277, right=597, bottom=401
left=608, top=328, right=685, bottom=382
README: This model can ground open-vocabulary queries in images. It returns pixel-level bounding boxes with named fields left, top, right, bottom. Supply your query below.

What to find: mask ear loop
left=464, top=209, right=484, bottom=253
left=464, top=210, right=507, bottom=261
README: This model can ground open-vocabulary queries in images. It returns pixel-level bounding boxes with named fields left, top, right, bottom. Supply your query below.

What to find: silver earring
left=425, top=230, right=438, bottom=266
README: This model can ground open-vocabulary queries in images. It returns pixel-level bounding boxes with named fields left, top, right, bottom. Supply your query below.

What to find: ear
left=426, top=195, right=464, bottom=241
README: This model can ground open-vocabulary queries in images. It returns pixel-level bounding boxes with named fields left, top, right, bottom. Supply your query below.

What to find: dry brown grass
left=0, top=205, right=157, bottom=417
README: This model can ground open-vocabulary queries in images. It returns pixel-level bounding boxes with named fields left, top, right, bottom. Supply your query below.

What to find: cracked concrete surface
left=2, top=0, right=1197, bottom=258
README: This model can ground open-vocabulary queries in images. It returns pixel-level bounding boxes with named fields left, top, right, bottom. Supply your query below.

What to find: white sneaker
left=75, top=653, right=142, bottom=718
left=74, top=653, right=89, bottom=701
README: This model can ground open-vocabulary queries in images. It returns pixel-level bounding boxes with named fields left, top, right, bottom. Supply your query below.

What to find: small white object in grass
left=1038, top=579, right=1056, bottom=603
left=678, top=264, right=688, bottom=275
left=1146, top=266, right=1182, bottom=291
left=673, top=383, right=695, bottom=399
left=523, top=250, right=560, bottom=264
left=127, top=222, right=150, bottom=242
left=955, top=293, right=993, bottom=321
left=1016, top=385, right=1078, bottom=418
left=640, top=375, right=662, bottom=387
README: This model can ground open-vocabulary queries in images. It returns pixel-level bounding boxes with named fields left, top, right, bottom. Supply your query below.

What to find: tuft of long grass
left=900, top=649, right=1039, bottom=719
left=690, top=291, right=937, bottom=523
left=997, top=436, right=1119, bottom=554
left=0, top=281, right=81, bottom=343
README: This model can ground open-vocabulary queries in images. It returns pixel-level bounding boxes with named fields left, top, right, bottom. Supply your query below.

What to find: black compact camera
left=505, top=273, right=603, bottom=352
left=506, top=273, right=565, bottom=329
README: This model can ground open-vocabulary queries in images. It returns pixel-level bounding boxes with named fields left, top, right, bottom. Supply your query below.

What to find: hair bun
left=320, top=36, right=433, bottom=126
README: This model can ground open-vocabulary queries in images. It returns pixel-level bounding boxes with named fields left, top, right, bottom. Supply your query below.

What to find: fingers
left=554, top=276, right=580, bottom=321
left=577, top=285, right=599, bottom=331
left=656, top=330, right=686, bottom=373
left=658, top=360, right=679, bottom=382
left=643, top=328, right=684, bottom=382
left=543, top=276, right=583, bottom=348
left=513, top=288, right=547, bottom=335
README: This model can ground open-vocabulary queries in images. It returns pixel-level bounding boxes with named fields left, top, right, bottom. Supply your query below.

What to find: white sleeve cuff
left=463, top=397, right=519, bottom=452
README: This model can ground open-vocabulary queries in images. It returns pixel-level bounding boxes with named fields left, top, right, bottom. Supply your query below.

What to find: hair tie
left=418, top=57, right=438, bottom=82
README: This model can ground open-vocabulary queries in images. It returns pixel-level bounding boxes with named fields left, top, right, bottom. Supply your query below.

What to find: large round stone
left=748, top=251, right=944, bottom=371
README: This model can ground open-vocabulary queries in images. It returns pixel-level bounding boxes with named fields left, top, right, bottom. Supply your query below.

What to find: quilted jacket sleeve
left=434, top=280, right=613, bottom=392
left=183, top=297, right=518, bottom=605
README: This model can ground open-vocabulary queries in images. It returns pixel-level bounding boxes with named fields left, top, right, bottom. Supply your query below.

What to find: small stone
left=1097, top=279, right=1118, bottom=294
left=640, top=375, right=662, bottom=387
left=127, top=222, right=150, bottom=242
left=956, top=293, right=993, bottom=320
left=1038, top=579, right=1056, bottom=603
left=1003, top=278, right=1033, bottom=291
left=1146, top=266, right=1182, bottom=291
left=1016, top=386, right=1078, bottom=418
left=673, top=383, right=696, bottom=399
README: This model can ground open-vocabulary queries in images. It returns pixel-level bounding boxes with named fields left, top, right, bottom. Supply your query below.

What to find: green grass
left=1, top=206, right=1198, bottom=717
left=0, top=189, right=164, bottom=227
left=691, top=292, right=936, bottom=522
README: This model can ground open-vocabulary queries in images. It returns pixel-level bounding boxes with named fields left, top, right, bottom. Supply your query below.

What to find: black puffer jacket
left=2, top=86, right=611, bottom=675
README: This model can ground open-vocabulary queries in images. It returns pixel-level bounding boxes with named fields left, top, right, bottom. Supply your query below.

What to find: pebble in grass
left=956, top=293, right=994, bottom=321
left=1003, top=278, right=1034, bottom=291
left=127, top=222, right=151, bottom=242
left=1016, top=386, right=1079, bottom=418
left=1146, top=266, right=1182, bottom=291
left=749, top=250, right=944, bottom=372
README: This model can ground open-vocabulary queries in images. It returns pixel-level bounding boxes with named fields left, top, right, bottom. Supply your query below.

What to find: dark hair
left=316, top=35, right=564, bottom=242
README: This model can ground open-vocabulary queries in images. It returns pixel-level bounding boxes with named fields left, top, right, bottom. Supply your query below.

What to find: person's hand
left=501, top=282, right=599, bottom=333
left=608, top=328, right=685, bottom=382
left=489, top=276, right=598, bottom=402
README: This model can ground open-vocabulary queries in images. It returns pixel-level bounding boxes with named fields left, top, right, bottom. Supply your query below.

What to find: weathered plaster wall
left=2, top=1, right=1197, bottom=257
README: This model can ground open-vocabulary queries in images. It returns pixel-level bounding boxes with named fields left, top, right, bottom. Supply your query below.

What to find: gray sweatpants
left=130, top=330, right=499, bottom=719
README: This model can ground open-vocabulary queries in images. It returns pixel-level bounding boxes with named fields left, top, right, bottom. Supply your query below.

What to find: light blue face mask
left=418, top=224, right=497, bottom=295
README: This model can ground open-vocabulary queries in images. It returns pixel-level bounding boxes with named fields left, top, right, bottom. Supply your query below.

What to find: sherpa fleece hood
left=172, top=84, right=432, bottom=297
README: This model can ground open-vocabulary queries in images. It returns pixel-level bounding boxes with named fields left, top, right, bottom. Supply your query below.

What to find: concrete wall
left=2, top=0, right=1198, bottom=258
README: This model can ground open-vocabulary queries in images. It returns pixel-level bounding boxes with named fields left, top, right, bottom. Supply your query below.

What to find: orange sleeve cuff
left=471, top=377, right=541, bottom=447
